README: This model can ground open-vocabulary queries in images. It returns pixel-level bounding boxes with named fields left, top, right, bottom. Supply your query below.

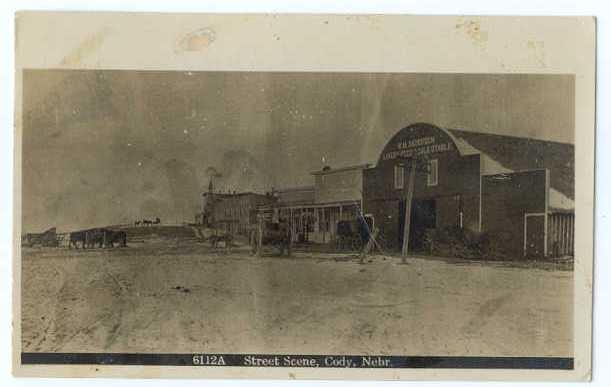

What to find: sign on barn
left=381, top=139, right=453, bottom=161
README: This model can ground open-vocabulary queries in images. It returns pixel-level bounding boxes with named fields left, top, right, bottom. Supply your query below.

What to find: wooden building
left=199, top=122, right=574, bottom=258
left=275, top=164, right=371, bottom=244
left=198, top=190, right=276, bottom=236
left=362, top=122, right=575, bottom=258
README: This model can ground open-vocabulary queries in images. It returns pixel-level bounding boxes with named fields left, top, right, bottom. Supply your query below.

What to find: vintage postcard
left=13, top=12, right=595, bottom=380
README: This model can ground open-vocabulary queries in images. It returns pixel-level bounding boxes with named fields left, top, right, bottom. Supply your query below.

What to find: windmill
left=201, top=167, right=223, bottom=226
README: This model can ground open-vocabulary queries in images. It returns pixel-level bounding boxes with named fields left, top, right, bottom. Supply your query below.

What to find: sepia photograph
left=20, top=70, right=577, bottom=357
left=11, top=12, right=596, bottom=381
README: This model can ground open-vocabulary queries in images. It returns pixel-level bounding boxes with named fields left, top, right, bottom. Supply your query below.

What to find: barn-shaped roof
left=448, top=129, right=575, bottom=211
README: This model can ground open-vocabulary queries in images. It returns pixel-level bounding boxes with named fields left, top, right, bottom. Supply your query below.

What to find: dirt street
left=21, top=242, right=573, bottom=357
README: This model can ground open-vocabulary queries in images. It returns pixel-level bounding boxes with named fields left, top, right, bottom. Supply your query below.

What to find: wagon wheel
left=353, top=236, right=364, bottom=252
left=277, top=242, right=285, bottom=256
left=346, top=236, right=356, bottom=251
left=347, top=236, right=355, bottom=251
left=343, top=236, right=350, bottom=251
left=286, top=239, right=292, bottom=257
left=372, top=232, right=388, bottom=253
left=249, top=230, right=256, bottom=254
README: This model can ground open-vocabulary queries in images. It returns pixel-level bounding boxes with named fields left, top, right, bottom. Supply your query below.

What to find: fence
left=548, top=212, right=574, bottom=257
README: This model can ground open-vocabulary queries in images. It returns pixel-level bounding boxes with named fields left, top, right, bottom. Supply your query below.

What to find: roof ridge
left=447, top=128, right=575, bottom=146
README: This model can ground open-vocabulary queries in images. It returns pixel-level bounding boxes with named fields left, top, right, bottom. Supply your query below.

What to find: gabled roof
left=311, top=163, right=372, bottom=176
left=448, top=129, right=575, bottom=211
left=275, top=186, right=315, bottom=193
left=275, top=186, right=316, bottom=206
left=202, top=191, right=270, bottom=198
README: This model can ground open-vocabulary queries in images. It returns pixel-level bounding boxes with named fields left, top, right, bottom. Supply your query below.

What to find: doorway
left=398, top=199, right=437, bottom=252
left=524, top=213, right=546, bottom=258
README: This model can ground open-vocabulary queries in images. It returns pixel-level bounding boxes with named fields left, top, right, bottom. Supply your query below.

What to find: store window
left=394, top=164, right=404, bottom=189
left=428, top=159, right=439, bottom=186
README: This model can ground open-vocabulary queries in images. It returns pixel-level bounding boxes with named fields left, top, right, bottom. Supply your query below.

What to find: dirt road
left=20, top=242, right=573, bottom=357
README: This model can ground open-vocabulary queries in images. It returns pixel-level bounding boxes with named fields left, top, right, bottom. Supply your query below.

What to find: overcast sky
left=22, top=70, right=574, bottom=232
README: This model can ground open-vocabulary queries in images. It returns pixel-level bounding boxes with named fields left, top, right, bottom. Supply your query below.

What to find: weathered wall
left=314, top=168, right=363, bottom=204
left=481, top=169, right=548, bottom=257
left=362, top=124, right=482, bottom=251
left=461, top=154, right=482, bottom=232
left=212, top=193, right=276, bottom=235
left=276, top=187, right=315, bottom=206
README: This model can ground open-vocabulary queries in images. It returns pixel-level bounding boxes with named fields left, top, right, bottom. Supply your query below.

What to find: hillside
left=109, top=225, right=197, bottom=241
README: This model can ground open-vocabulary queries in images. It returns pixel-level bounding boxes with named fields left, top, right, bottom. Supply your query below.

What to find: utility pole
left=401, top=158, right=416, bottom=262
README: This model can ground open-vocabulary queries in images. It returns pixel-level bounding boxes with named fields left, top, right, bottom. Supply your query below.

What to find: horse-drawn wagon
left=68, top=228, right=127, bottom=249
left=21, top=227, right=60, bottom=247
left=249, top=207, right=292, bottom=257
left=335, top=215, right=374, bottom=252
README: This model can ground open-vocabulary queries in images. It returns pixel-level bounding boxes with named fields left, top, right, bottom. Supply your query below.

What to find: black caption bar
left=21, top=353, right=573, bottom=370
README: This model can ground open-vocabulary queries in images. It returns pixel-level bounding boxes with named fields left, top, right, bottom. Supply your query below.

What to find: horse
left=209, top=233, right=233, bottom=248
left=251, top=219, right=292, bottom=256
left=153, top=217, right=161, bottom=225
left=85, top=228, right=106, bottom=249
left=22, top=227, right=59, bottom=247
left=104, top=230, right=127, bottom=248
left=69, top=230, right=87, bottom=249
left=135, top=220, right=141, bottom=226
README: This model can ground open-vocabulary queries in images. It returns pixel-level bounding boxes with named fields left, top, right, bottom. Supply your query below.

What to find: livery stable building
left=362, top=123, right=574, bottom=258
left=199, top=123, right=574, bottom=259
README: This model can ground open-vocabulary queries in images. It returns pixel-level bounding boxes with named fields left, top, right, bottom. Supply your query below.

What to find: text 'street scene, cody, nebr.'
left=13, top=13, right=595, bottom=381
